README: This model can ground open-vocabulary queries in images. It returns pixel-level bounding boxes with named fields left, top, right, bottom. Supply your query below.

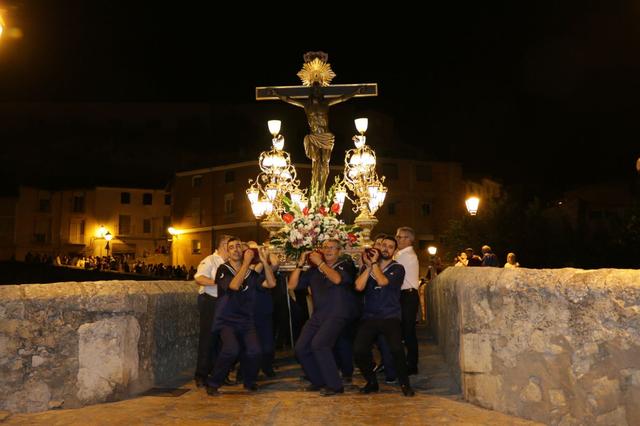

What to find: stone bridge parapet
left=429, top=267, right=640, bottom=425
left=0, top=280, right=198, bottom=413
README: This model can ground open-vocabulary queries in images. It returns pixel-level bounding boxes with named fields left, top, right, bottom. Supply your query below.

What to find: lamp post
left=168, top=227, right=180, bottom=266
left=427, top=245, right=438, bottom=278
left=104, top=231, right=112, bottom=257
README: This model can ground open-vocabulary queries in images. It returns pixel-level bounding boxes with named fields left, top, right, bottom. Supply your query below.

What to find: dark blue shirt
left=296, top=258, right=356, bottom=319
left=362, top=261, right=405, bottom=320
left=213, top=262, right=265, bottom=331
left=254, top=270, right=273, bottom=316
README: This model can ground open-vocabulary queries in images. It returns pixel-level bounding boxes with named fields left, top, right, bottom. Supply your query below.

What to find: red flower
left=348, top=233, right=358, bottom=243
left=331, top=202, right=341, bottom=213
left=282, top=212, right=294, bottom=224
left=319, top=206, right=327, bottom=216
left=302, top=207, right=309, bottom=216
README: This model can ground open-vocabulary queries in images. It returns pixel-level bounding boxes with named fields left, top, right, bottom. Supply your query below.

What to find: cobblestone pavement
left=1, top=328, right=541, bottom=425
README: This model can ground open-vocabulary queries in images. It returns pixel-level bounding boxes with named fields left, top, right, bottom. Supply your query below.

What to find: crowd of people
left=193, top=227, right=423, bottom=397
left=454, top=245, right=520, bottom=268
left=23, top=251, right=196, bottom=280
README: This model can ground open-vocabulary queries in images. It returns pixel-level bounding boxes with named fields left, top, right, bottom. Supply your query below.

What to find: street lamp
left=167, top=227, right=181, bottom=265
left=465, top=196, right=480, bottom=216
left=104, top=231, right=113, bottom=257
left=427, top=245, right=438, bottom=279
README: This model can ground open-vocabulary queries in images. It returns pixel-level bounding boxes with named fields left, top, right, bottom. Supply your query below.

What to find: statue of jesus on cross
left=257, top=52, right=377, bottom=207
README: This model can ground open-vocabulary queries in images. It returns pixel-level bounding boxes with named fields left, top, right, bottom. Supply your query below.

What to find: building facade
left=169, top=158, right=467, bottom=272
left=6, top=186, right=170, bottom=261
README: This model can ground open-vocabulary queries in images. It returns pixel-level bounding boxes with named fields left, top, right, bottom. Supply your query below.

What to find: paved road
left=1, top=327, right=540, bottom=425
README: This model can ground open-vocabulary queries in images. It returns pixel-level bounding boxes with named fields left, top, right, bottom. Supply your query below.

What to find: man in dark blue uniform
left=288, top=238, right=356, bottom=396
left=206, top=238, right=276, bottom=395
left=353, top=236, right=415, bottom=397
left=250, top=242, right=278, bottom=378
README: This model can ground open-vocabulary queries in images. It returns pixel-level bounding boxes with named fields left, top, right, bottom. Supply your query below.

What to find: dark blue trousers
left=255, top=313, right=274, bottom=374
left=207, top=325, right=261, bottom=389
left=333, top=319, right=357, bottom=378
left=354, top=318, right=410, bottom=387
left=295, top=314, right=348, bottom=391
left=376, top=335, right=397, bottom=380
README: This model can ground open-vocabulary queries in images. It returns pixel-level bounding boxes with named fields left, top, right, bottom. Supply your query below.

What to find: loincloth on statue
left=304, top=133, right=335, bottom=158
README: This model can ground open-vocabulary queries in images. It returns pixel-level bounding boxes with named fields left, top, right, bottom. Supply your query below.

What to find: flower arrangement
left=270, top=202, right=360, bottom=260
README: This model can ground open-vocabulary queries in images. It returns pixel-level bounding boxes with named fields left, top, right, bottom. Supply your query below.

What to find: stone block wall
left=0, top=281, right=199, bottom=413
left=429, top=267, right=640, bottom=425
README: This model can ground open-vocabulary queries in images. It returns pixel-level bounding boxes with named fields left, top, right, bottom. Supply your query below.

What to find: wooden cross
left=256, top=83, right=378, bottom=101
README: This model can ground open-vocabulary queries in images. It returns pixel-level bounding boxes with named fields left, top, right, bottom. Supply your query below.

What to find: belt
left=200, top=293, right=218, bottom=299
left=401, top=288, right=417, bottom=293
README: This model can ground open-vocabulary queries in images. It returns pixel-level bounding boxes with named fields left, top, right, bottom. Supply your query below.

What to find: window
left=119, top=215, right=131, bottom=235
left=224, top=170, right=235, bottom=183
left=224, top=193, right=234, bottom=214
left=143, top=193, right=153, bottom=205
left=192, top=175, right=202, bottom=188
left=421, top=203, right=432, bottom=216
left=382, top=163, right=399, bottom=180
left=69, top=219, right=85, bottom=244
left=164, top=193, right=171, bottom=205
left=387, top=202, right=396, bottom=215
left=37, top=192, right=51, bottom=212
left=34, top=219, right=50, bottom=243
left=72, top=194, right=85, bottom=212
left=143, top=219, right=151, bottom=234
left=416, top=165, right=433, bottom=182
left=38, top=199, right=51, bottom=212
left=121, top=192, right=131, bottom=204
left=191, top=240, right=201, bottom=255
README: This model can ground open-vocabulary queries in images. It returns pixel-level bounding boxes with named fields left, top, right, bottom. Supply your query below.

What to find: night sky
left=1, top=1, right=639, bottom=197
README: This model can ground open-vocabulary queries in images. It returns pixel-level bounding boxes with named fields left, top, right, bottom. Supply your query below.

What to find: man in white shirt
left=193, top=234, right=231, bottom=387
left=394, top=226, right=420, bottom=375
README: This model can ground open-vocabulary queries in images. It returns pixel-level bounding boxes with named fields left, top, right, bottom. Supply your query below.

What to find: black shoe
left=359, top=381, right=379, bottom=394
left=244, top=384, right=258, bottom=392
left=206, top=386, right=220, bottom=396
left=320, top=388, right=344, bottom=396
left=263, top=369, right=276, bottom=378
left=372, top=364, right=385, bottom=374
left=342, top=376, right=353, bottom=384
left=407, top=367, right=418, bottom=376
left=195, top=376, right=206, bottom=388
left=385, top=377, right=398, bottom=384
left=401, top=384, right=415, bottom=397
left=304, top=384, right=323, bottom=392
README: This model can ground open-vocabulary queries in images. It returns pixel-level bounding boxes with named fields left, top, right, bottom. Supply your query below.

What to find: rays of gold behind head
left=297, top=53, right=336, bottom=87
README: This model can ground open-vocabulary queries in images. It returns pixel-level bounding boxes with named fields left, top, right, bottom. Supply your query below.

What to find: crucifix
left=256, top=51, right=377, bottom=207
